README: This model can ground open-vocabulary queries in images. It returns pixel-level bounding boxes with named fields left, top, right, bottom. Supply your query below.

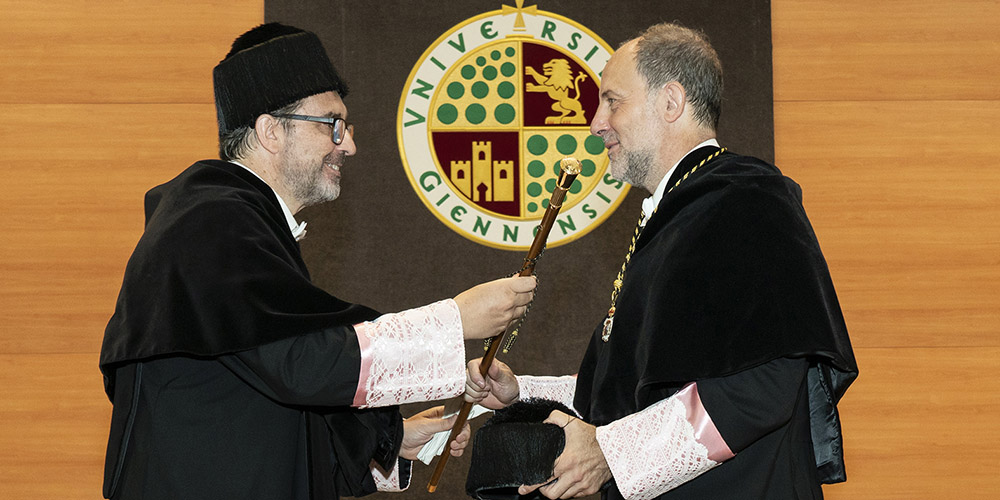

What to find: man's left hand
left=518, top=410, right=612, bottom=499
left=465, top=358, right=519, bottom=409
left=399, top=406, right=470, bottom=461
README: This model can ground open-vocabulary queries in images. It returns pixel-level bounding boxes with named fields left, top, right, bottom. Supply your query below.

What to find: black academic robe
left=100, top=160, right=400, bottom=499
left=575, top=147, right=858, bottom=499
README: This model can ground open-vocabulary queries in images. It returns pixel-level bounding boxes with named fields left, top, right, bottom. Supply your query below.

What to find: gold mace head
left=560, top=156, right=582, bottom=175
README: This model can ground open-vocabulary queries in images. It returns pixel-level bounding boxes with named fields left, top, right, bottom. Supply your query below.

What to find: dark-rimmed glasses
left=272, top=114, right=354, bottom=145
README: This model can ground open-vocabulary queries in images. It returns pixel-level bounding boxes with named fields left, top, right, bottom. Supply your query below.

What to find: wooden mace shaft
left=427, top=158, right=581, bottom=492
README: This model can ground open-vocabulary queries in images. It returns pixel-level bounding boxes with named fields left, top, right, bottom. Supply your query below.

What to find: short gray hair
left=218, top=99, right=302, bottom=161
left=632, top=23, right=723, bottom=131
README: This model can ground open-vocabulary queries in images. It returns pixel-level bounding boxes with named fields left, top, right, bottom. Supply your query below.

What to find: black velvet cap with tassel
left=213, top=23, right=349, bottom=135
left=465, top=398, right=574, bottom=500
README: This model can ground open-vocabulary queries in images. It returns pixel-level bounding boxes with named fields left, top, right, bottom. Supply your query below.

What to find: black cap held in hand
left=465, top=398, right=574, bottom=500
left=212, top=23, right=349, bottom=134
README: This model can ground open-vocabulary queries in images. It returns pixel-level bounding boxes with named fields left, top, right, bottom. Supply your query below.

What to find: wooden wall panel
left=0, top=0, right=263, bottom=104
left=0, top=103, right=221, bottom=354
left=827, top=347, right=1000, bottom=499
left=772, top=0, right=1000, bottom=101
left=1, top=0, right=997, bottom=498
left=0, top=354, right=108, bottom=499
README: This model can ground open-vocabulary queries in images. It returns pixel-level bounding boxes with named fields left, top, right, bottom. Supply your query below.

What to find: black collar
left=663, top=145, right=723, bottom=190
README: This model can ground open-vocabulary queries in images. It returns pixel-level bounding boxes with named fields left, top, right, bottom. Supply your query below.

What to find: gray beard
left=615, top=148, right=653, bottom=189
left=293, top=174, right=339, bottom=209
left=284, top=156, right=342, bottom=209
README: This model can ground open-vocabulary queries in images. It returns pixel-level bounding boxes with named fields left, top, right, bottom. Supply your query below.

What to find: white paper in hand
left=416, top=398, right=493, bottom=465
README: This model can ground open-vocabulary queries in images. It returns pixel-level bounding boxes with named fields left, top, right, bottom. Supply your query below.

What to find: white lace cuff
left=352, top=299, right=465, bottom=408
left=516, top=374, right=579, bottom=416
left=372, top=459, right=410, bottom=492
left=594, top=383, right=734, bottom=500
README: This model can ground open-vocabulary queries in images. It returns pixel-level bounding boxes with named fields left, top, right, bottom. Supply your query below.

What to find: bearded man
left=100, top=23, right=535, bottom=500
left=466, top=22, right=857, bottom=500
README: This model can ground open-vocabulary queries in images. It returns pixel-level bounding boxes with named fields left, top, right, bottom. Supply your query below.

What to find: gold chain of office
left=601, top=147, right=727, bottom=342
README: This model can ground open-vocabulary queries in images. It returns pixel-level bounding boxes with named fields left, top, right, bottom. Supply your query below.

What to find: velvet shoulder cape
left=100, top=160, right=379, bottom=388
left=99, top=161, right=391, bottom=496
left=575, top=147, right=858, bottom=482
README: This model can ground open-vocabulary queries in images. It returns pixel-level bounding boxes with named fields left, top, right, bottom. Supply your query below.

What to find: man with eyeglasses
left=99, top=23, right=535, bottom=500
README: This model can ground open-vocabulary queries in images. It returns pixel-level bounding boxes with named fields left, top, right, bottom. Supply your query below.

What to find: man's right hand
left=454, top=276, right=536, bottom=340
left=465, top=358, right=519, bottom=409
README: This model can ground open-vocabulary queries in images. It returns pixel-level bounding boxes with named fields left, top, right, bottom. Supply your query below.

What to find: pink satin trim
left=675, top=382, right=735, bottom=462
left=352, top=322, right=374, bottom=407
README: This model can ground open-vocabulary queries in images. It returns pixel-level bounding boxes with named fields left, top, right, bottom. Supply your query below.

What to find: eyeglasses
left=272, top=114, right=355, bottom=145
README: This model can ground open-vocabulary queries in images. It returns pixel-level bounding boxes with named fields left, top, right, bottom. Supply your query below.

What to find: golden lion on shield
left=525, top=58, right=588, bottom=124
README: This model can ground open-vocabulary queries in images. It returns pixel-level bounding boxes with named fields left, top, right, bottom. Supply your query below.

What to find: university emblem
left=397, top=1, right=628, bottom=250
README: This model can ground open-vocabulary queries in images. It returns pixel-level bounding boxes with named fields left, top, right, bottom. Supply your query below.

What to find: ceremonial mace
left=426, top=157, right=582, bottom=492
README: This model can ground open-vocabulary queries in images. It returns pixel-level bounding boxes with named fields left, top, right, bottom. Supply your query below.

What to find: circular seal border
left=397, top=8, right=629, bottom=251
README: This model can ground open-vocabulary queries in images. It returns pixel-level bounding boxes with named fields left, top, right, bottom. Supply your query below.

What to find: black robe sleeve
left=677, top=357, right=822, bottom=499
left=218, top=324, right=406, bottom=487
left=697, top=357, right=809, bottom=452
left=218, top=324, right=365, bottom=408
left=609, top=358, right=822, bottom=499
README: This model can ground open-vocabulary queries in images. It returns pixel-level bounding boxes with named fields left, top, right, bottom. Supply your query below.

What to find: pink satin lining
left=675, top=382, right=735, bottom=462
left=352, top=322, right=374, bottom=407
